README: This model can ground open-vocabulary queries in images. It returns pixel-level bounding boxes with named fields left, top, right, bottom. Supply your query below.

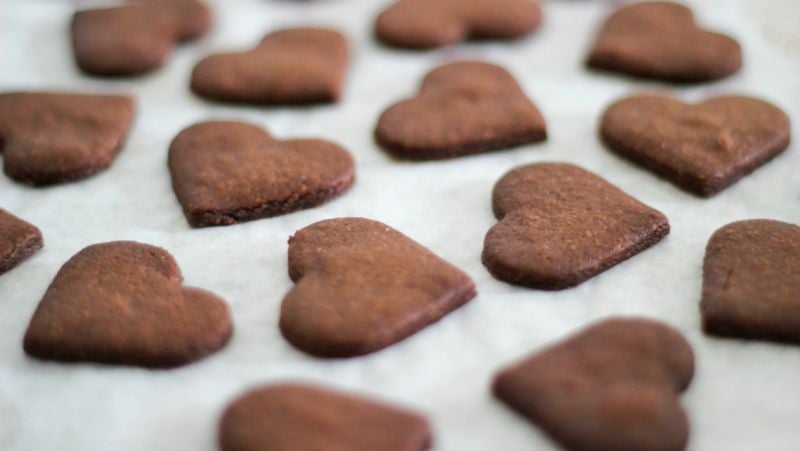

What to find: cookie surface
left=493, top=318, right=694, bottom=451
left=482, top=163, right=669, bottom=289
left=281, top=217, right=476, bottom=357
left=0, top=210, right=43, bottom=276
left=191, top=28, right=348, bottom=104
left=375, top=61, right=546, bottom=159
left=72, top=0, right=211, bottom=76
left=219, top=383, right=432, bottom=451
left=168, top=121, right=355, bottom=227
left=702, top=220, right=800, bottom=343
left=587, top=1, right=741, bottom=82
left=23, top=241, right=232, bottom=368
left=375, top=0, right=541, bottom=49
left=0, top=92, right=135, bottom=185
left=601, top=94, right=790, bottom=196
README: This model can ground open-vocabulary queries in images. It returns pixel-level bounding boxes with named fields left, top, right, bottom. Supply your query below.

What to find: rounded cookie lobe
left=0, top=209, right=43, bottom=276
left=587, top=1, right=741, bottom=82
left=493, top=318, right=694, bottom=451
left=219, top=383, right=432, bottom=451
left=375, top=0, right=541, bottom=49
left=701, top=219, right=800, bottom=343
left=71, top=0, right=211, bottom=76
left=482, top=162, right=669, bottom=289
left=601, top=94, right=791, bottom=196
left=375, top=61, right=546, bottom=159
left=191, top=28, right=348, bottom=104
left=168, top=121, right=355, bottom=227
left=23, top=241, right=232, bottom=368
left=0, top=92, right=135, bottom=186
left=280, top=217, right=476, bottom=357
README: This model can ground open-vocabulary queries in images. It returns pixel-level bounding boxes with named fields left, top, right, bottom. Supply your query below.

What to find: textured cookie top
left=494, top=318, right=694, bottom=451
left=587, top=1, right=741, bottom=82
left=376, top=0, right=541, bottom=49
left=219, top=383, right=431, bottom=451
left=191, top=28, right=348, bottom=104
left=601, top=94, right=790, bottom=196
left=483, top=162, right=669, bottom=289
left=376, top=61, right=546, bottom=159
left=702, top=219, right=800, bottom=343
left=168, top=121, right=355, bottom=226
left=23, top=241, right=232, bottom=368
left=71, top=0, right=211, bottom=76
left=281, top=217, right=476, bottom=357
left=0, top=92, right=135, bottom=185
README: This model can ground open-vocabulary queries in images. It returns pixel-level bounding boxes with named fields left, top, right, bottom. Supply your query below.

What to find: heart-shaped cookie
left=281, top=218, right=476, bottom=357
left=219, top=383, right=432, bottom=451
left=168, top=121, right=355, bottom=227
left=587, top=2, right=742, bottom=82
left=0, top=92, right=135, bottom=186
left=482, top=163, right=669, bottom=289
left=0, top=209, right=43, bottom=276
left=375, top=0, right=541, bottom=49
left=23, top=241, right=232, bottom=368
left=701, top=220, right=800, bottom=343
left=494, top=318, right=695, bottom=451
left=375, top=61, right=546, bottom=159
left=72, top=0, right=211, bottom=76
left=601, top=94, right=791, bottom=196
left=191, top=28, right=348, bottom=104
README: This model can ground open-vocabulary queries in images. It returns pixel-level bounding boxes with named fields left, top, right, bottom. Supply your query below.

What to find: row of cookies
left=70, top=1, right=742, bottom=85
left=4, top=153, right=796, bottom=351
left=0, top=62, right=789, bottom=212
left=218, top=316, right=698, bottom=451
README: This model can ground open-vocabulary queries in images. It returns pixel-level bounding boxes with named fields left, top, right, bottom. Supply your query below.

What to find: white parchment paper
left=1, top=0, right=799, bottom=449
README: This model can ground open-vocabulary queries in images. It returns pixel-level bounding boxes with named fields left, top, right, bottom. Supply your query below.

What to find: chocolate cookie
left=219, top=383, right=432, bottom=451
left=601, top=94, right=791, bottom=196
left=23, top=241, right=232, bottom=368
left=191, top=28, right=348, bottom=104
left=483, top=163, right=669, bottom=289
left=702, top=219, right=800, bottom=344
left=587, top=2, right=742, bottom=82
left=493, top=318, right=695, bottom=451
left=375, top=61, right=546, bottom=159
left=0, top=210, right=43, bottom=276
left=72, top=0, right=211, bottom=76
left=0, top=92, right=135, bottom=185
left=168, top=121, right=355, bottom=227
left=281, top=217, right=476, bottom=357
left=375, top=0, right=541, bottom=49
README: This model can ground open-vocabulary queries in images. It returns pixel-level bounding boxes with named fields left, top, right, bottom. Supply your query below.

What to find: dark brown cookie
left=375, top=61, right=546, bottom=159
left=23, top=241, right=232, bottom=368
left=701, top=219, right=800, bottom=344
left=587, top=2, right=742, bottom=82
left=0, top=92, right=135, bottom=185
left=281, top=217, right=476, bottom=357
left=72, top=0, right=211, bottom=76
left=0, top=209, right=43, bottom=276
left=168, top=121, right=354, bottom=227
left=375, top=0, right=541, bottom=49
left=493, top=318, right=695, bottom=451
left=219, top=383, right=432, bottom=451
left=482, top=163, right=669, bottom=289
left=191, top=28, right=348, bottom=104
left=601, top=94, right=791, bottom=197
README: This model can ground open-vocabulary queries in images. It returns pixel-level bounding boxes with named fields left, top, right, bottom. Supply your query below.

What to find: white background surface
left=1, top=0, right=799, bottom=450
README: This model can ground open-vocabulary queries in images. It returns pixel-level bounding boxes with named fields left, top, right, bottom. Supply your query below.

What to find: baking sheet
left=1, top=0, right=800, bottom=449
